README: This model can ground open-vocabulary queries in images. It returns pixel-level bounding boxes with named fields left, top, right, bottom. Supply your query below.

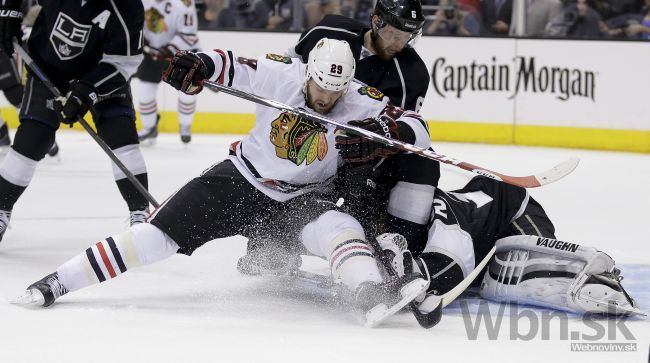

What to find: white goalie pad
left=480, top=235, right=645, bottom=316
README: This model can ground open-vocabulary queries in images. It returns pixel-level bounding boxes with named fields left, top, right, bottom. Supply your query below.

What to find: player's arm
left=162, top=49, right=260, bottom=95
left=55, top=2, right=144, bottom=124
left=336, top=104, right=431, bottom=163
left=83, top=3, right=144, bottom=97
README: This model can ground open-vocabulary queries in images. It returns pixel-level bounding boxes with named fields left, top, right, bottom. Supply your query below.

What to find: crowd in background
left=195, top=0, right=650, bottom=38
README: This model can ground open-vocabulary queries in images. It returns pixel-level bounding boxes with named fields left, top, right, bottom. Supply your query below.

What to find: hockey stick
left=13, top=41, right=160, bottom=208
left=366, top=236, right=442, bottom=329
left=415, top=246, right=497, bottom=315
left=202, top=80, right=579, bottom=188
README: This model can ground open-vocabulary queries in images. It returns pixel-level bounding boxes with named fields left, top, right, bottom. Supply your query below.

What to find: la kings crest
left=50, top=13, right=92, bottom=60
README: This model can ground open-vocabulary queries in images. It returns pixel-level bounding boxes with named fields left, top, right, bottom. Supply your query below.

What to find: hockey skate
left=237, top=240, right=302, bottom=276
left=129, top=208, right=150, bottom=226
left=0, top=209, right=11, bottom=242
left=138, top=115, right=160, bottom=144
left=12, top=272, right=69, bottom=307
left=355, top=272, right=429, bottom=328
left=180, top=124, right=191, bottom=144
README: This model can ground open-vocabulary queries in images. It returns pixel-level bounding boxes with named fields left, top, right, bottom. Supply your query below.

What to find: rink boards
left=0, top=31, right=648, bottom=152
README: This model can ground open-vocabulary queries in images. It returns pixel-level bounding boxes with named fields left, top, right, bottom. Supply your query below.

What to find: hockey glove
left=54, top=81, right=98, bottom=125
left=162, top=51, right=212, bottom=95
left=0, top=0, right=22, bottom=54
left=335, top=116, right=401, bottom=163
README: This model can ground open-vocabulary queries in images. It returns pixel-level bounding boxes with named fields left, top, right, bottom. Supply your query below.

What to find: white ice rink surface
left=0, top=131, right=648, bottom=363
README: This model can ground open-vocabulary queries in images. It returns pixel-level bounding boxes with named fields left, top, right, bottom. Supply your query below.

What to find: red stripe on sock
left=329, top=245, right=371, bottom=269
left=96, top=242, right=117, bottom=278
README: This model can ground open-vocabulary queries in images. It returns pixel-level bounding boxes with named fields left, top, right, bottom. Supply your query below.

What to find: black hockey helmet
left=373, top=0, right=425, bottom=34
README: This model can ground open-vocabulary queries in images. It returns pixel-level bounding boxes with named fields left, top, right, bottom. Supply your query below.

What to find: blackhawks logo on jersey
left=357, top=86, right=384, bottom=101
left=181, top=0, right=193, bottom=6
left=265, top=53, right=292, bottom=64
left=145, top=8, right=167, bottom=33
left=270, top=112, right=328, bottom=166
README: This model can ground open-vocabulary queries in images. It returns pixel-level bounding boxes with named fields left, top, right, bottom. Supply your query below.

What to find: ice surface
left=0, top=131, right=647, bottom=362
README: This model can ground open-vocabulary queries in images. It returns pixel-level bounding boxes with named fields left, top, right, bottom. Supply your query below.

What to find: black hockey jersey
left=290, top=15, right=429, bottom=112
left=27, top=0, right=144, bottom=95
left=415, top=177, right=556, bottom=295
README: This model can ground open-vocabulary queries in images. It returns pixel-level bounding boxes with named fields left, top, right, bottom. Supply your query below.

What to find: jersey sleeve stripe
left=227, top=51, right=235, bottom=87
left=296, top=26, right=358, bottom=46
left=393, top=58, right=407, bottom=108
left=214, top=49, right=227, bottom=85
left=109, top=0, right=131, bottom=56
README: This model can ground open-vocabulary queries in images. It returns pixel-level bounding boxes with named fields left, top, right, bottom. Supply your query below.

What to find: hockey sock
left=301, top=210, right=382, bottom=291
left=110, top=144, right=149, bottom=211
left=177, top=93, right=196, bottom=128
left=56, top=223, right=180, bottom=292
left=138, top=81, right=159, bottom=130
left=0, top=149, right=37, bottom=210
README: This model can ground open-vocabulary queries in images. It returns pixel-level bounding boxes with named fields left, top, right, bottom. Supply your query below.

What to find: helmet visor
left=376, top=22, right=421, bottom=49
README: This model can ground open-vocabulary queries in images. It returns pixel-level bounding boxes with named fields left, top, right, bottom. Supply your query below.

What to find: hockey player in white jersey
left=137, top=0, right=200, bottom=143
left=14, top=39, right=431, bottom=326
left=377, top=176, right=644, bottom=316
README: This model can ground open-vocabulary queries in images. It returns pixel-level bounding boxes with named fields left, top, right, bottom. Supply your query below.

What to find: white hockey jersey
left=202, top=51, right=431, bottom=202
left=142, top=0, right=200, bottom=51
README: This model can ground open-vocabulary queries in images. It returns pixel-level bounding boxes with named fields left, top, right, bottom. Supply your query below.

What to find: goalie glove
left=335, top=116, right=401, bottom=163
left=162, top=51, right=213, bottom=95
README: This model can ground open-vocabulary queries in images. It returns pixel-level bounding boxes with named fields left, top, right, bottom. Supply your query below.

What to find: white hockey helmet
left=306, top=38, right=356, bottom=92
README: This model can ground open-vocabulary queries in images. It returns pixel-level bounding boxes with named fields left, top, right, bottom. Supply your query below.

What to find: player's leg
left=137, top=81, right=160, bottom=142
left=135, top=56, right=167, bottom=142
left=16, top=160, right=284, bottom=306
left=0, top=76, right=58, bottom=241
left=384, top=153, right=440, bottom=249
left=300, top=210, right=428, bottom=319
left=177, top=92, right=195, bottom=143
left=0, top=49, right=23, bottom=148
left=480, top=235, right=643, bottom=315
left=92, top=86, right=150, bottom=223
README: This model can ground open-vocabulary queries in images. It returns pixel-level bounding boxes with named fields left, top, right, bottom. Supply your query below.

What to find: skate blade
left=10, top=289, right=45, bottom=307
left=364, top=278, right=428, bottom=328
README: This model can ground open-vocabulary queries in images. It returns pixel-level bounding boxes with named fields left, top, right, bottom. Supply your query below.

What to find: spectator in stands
left=426, top=0, right=480, bottom=35
left=545, top=0, right=635, bottom=38
left=198, top=0, right=227, bottom=29
left=258, top=0, right=308, bottom=30
left=305, top=0, right=341, bottom=28
left=509, top=0, right=563, bottom=36
left=643, top=0, right=650, bottom=39
left=218, top=0, right=268, bottom=29
left=479, top=0, right=513, bottom=34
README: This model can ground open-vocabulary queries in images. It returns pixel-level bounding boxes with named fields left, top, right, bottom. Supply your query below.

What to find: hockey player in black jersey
left=376, top=176, right=644, bottom=316
left=289, top=0, right=429, bottom=112
left=0, top=0, right=150, bottom=241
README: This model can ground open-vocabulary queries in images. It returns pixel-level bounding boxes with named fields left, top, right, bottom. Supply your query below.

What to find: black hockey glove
left=0, top=0, right=23, bottom=54
left=53, top=81, right=98, bottom=125
left=162, top=51, right=213, bottom=95
left=335, top=116, right=401, bottom=163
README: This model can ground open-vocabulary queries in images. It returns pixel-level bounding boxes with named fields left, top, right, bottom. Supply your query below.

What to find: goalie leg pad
left=480, top=235, right=641, bottom=315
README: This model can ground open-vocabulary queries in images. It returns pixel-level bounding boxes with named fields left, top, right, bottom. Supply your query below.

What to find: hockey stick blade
left=411, top=296, right=442, bottom=329
left=202, top=80, right=578, bottom=188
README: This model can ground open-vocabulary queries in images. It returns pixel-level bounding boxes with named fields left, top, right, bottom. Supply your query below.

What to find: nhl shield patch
left=50, top=13, right=92, bottom=60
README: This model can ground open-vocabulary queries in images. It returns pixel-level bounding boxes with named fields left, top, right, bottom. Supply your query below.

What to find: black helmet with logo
left=373, top=0, right=425, bottom=33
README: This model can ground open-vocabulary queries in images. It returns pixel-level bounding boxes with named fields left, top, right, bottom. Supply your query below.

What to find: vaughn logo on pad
left=50, top=13, right=92, bottom=60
